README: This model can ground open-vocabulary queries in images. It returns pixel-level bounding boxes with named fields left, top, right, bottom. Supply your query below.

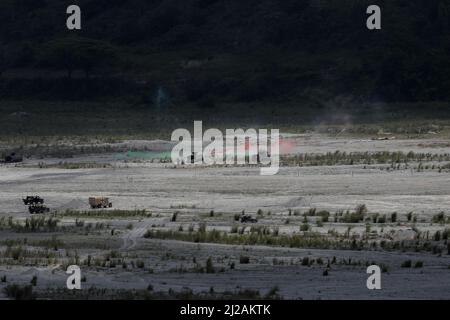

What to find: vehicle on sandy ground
left=240, top=214, right=258, bottom=223
left=28, top=204, right=50, bottom=214
left=89, top=197, right=113, bottom=209
left=23, top=196, right=45, bottom=205
left=3, top=152, right=23, bottom=163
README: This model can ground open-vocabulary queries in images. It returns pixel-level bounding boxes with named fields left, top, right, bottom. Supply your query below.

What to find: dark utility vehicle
left=29, top=204, right=50, bottom=214
left=23, top=196, right=44, bottom=205
left=23, top=195, right=50, bottom=214
left=240, top=214, right=258, bottom=223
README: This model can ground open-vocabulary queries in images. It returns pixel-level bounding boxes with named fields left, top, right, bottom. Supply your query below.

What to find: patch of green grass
left=35, top=162, right=113, bottom=169
left=281, top=151, right=450, bottom=169
left=56, top=209, right=151, bottom=219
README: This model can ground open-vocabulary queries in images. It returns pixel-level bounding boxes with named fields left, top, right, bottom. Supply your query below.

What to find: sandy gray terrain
left=0, top=134, right=449, bottom=299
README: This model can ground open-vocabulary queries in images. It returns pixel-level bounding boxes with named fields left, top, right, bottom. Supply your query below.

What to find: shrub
left=239, top=256, right=250, bottom=264
left=434, top=231, right=441, bottom=241
left=442, top=229, right=449, bottom=240
left=377, top=215, right=386, bottom=224
left=341, top=211, right=365, bottom=223
left=401, top=260, right=412, bottom=268
left=265, top=286, right=280, bottom=299
left=406, top=212, right=413, bottom=222
left=317, top=210, right=330, bottom=222
left=301, top=257, right=310, bottom=266
left=198, top=223, right=206, bottom=233
left=30, top=276, right=37, bottom=286
left=206, top=257, right=215, bottom=273
left=414, top=261, right=423, bottom=268
left=171, top=212, right=179, bottom=222
left=391, top=212, right=397, bottom=223
left=355, top=204, right=368, bottom=216
left=136, top=260, right=145, bottom=268
left=300, top=223, right=309, bottom=232
left=3, top=284, right=34, bottom=300
left=432, top=212, right=446, bottom=224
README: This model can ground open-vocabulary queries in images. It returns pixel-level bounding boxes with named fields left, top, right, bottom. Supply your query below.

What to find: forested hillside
left=1, top=0, right=450, bottom=115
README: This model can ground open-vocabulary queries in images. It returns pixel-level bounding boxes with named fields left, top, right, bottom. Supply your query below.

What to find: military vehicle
left=89, top=197, right=112, bottom=209
left=23, top=196, right=44, bottom=205
left=240, top=214, right=258, bottom=223
left=28, top=204, right=50, bottom=214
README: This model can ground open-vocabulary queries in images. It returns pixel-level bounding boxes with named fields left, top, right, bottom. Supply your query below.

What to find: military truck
left=240, top=214, right=258, bottom=223
left=89, top=197, right=112, bottom=209
left=22, top=195, right=50, bottom=214
left=29, top=204, right=50, bottom=214
left=23, top=196, right=44, bottom=205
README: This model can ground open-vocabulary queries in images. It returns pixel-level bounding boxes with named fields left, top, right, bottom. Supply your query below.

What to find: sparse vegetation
left=55, top=209, right=151, bottom=219
left=300, top=223, right=310, bottom=232
left=239, top=256, right=250, bottom=264
left=3, top=284, right=35, bottom=300
left=391, top=212, right=397, bottom=223
left=30, top=275, right=37, bottom=286
left=281, top=151, right=450, bottom=170
left=35, top=162, right=112, bottom=169
left=401, top=260, right=412, bottom=268
left=206, top=257, right=215, bottom=273
left=432, top=212, right=447, bottom=224
left=0, top=216, right=59, bottom=233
